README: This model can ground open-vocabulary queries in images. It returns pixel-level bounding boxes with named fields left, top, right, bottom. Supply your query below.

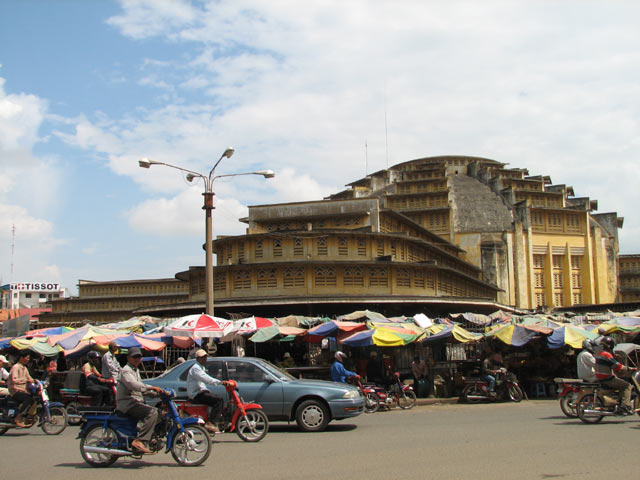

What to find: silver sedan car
left=144, top=357, right=365, bottom=432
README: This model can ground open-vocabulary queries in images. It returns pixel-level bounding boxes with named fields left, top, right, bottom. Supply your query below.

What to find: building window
left=338, top=237, right=348, bottom=256
left=553, top=272, right=563, bottom=289
left=413, top=270, right=425, bottom=288
left=376, top=239, right=384, bottom=257
left=357, top=238, right=366, bottom=256
left=533, top=254, right=545, bottom=269
left=572, top=292, right=582, bottom=305
left=317, top=237, right=328, bottom=256
left=552, top=255, right=563, bottom=269
left=284, top=267, right=305, bottom=288
left=233, top=270, right=251, bottom=290
left=273, top=239, right=282, bottom=257
left=343, top=266, right=364, bottom=286
left=293, top=237, right=303, bottom=256
left=534, top=273, right=544, bottom=288
left=369, top=267, right=388, bottom=287
left=571, top=256, right=581, bottom=270
left=571, top=273, right=582, bottom=289
left=25, top=293, right=32, bottom=298
left=315, top=266, right=336, bottom=286
left=237, top=242, right=244, bottom=261
left=397, top=268, right=411, bottom=287
left=438, top=274, right=453, bottom=295
left=535, top=292, right=546, bottom=308
left=554, top=292, right=564, bottom=306
left=548, top=213, right=563, bottom=232
left=255, top=239, right=263, bottom=259
left=257, top=269, right=277, bottom=289
left=214, top=275, right=226, bottom=291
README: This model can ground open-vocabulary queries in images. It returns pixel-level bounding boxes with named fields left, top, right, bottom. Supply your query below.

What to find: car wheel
left=295, top=400, right=329, bottom=432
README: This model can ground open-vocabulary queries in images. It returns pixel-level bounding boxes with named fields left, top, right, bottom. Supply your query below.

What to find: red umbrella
left=164, top=314, right=233, bottom=338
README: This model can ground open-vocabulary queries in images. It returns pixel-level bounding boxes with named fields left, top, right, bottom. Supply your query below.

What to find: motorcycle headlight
left=342, top=390, right=360, bottom=399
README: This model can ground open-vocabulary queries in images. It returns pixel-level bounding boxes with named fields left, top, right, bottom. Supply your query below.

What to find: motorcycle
left=462, top=368, right=524, bottom=403
left=359, top=373, right=417, bottom=410
left=575, top=370, right=640, bottom=424
left=175, top=380, right=269, bottom=442
left=61, top=377, right=117, bottom=425
left=0, top=379, right=68, bottom=435
left=553, top=377, right=583, bottom=418
left=78, top=389, right=212, bottom=467
left=350, top=376, right=381, bottom=413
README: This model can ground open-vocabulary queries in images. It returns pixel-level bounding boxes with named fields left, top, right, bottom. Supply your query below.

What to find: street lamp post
left=139, top=149, right=274, bottom=316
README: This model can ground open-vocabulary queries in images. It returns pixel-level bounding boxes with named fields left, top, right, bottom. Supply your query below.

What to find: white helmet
left=335, top=351, right=347, bottom=361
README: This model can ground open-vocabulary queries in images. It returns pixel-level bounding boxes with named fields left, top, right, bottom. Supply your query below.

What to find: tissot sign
left=10, top=282, right=61, bottom=291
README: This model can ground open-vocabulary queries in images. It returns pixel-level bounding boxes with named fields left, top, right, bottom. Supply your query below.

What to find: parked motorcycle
left=575, top=370, right=640, bottom=424
left=359, top=373, right=417, bottom=410
left=62, top=377, right=117, bottom=425
left=462, top=368, right=524, bottom=403
left=176, top=380, right=269, bottom=442
left=553, top=378, right=583, bottom=418
left=0, top=379, right=68, bottom=435
left=78, top=389, right=212, bottom=467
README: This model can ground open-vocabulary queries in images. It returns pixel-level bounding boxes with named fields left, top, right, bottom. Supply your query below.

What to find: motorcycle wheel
left=463, top=384, right=484, bottom=404
left=80, top=425, right=119, bottom=467
left=171, top=424, right=212, bottom=466
left=364, top=393, right=380, bottom=413
left=66, top=401, right=82, bottom=426
left=236, top=409, right=269, bottom=442
left=507, top=385, right=524, bottom=403
left=398, top=390, right=417, bottom=409
left=0, top=427, right=8, bottom=436
left=559, top=393, right=578, bottom=418
left=41, top=406, right=68, bottom=435
left=577, top=393, right=605, bottom=424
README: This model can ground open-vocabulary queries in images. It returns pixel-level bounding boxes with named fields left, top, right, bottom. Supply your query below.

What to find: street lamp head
left=222, top=147, right=235, bottom=159
left=139, top=158, right=153, bottom=168
left=256, top=170, right=275, bottom=179
left=186, top=173, right=196, bottom=182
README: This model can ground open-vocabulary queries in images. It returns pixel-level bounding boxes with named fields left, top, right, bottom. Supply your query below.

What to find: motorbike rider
left=7, top=350, right=35, bottom=428
left=331, top=351, right=358, bottom=383
left=82, top=351, right=114, bottom=406
left=116, top=347, right=167, bottom=454
left=101, top=341, right=122, bottom=381
left=594, top=336, right=634, bottom=415
left=576, top=339, right=597, bottom=382
left=480, top=350, right=504, bottom=396
left=186, top=349, right=231, bottom=434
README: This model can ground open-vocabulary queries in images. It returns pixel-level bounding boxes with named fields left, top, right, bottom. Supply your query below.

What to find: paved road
left=2, top=400, right=639, bottom=479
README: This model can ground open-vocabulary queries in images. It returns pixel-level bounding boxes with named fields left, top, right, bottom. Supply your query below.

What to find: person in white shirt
left=186, top=349, right=230, bottom=433
left=576, top=339, right=597, bottom=382
left=101, top=342, right=122, bottom=381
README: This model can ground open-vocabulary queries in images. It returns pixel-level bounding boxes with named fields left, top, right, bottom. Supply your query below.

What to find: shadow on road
left=266, top=423, right=358, bottom=434
left=55, top=460, right=188, bottom=470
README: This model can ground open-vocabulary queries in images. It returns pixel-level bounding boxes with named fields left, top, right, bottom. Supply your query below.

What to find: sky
left=1, top=0, right=639, bottom=296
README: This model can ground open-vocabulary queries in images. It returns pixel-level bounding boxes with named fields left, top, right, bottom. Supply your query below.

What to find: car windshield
left=256, top=359, right=296, bottom=381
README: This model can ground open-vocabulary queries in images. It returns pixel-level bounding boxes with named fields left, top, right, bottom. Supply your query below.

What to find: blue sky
left=1, top=0, right=640, bottom=296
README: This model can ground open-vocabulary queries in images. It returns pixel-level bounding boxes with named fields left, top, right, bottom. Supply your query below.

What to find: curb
left=416, top=397, right=460, bottom=406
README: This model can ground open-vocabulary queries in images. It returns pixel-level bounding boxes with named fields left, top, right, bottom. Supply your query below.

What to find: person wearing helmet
left=576, top=339, right=597, bottom=382
left=331, top=351, right=357, bottom=383
left=82, top=351, right=113, bottom=406
left=594, top=336, right=634, bottom=415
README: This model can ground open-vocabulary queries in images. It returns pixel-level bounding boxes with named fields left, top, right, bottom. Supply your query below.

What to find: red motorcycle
left=351, top=376, right=381, bottom=413
left=176, top=380, right=268, bottom=442
left=358, top=373, right=417, bottom=410
left=554, top=378, right=583, bottom=418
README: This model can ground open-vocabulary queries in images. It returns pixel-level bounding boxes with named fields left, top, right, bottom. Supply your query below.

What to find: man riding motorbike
left=82, top=351, right=114, bottom=406
left=594, top=336, right=634, bottom=415
left=331, top=351, right=357, bottom=383
left=7, top=350, right=35, bottom=428
left=186, top=348, right=231, bottom=434
left=116, top=347, right=167, bottom=454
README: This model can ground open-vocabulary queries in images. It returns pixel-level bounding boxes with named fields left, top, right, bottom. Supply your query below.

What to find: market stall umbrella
left=48, top=325, right=129, bottom=350
left=597, top=317, right=640, bottom=335
left=249, top=325, right=306, bottom=343
left=340, top=326, right=420, bottom=347
left=163, top=314, right=233, bottom=338
left=9, top=336, right=61, bottom=357
left=93, top=333, right=167, bottom=351
left=233, top=316, right=275, bottom=334
left=337, top=310, right=387, bottom=322
left=484, top=323, right=552, bottom=347
left=306, top=320, right=366, bottom=341
left=421, top=324, right=482, bottom=344
left=547, top=325, right=598, bottom=349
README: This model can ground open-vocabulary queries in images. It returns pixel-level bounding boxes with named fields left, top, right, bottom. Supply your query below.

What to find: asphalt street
left=1, top=400, right=638, bottom=480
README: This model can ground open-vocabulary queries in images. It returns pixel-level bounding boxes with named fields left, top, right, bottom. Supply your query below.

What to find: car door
left=225, top=359, right=284, bottom=418
left=176, top=359, right=228, bottom=401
